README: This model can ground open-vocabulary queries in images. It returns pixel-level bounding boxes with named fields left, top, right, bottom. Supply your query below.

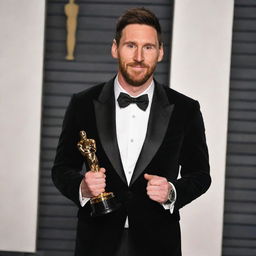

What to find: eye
left=144, top=45, right=154, bottom=50
left=127, top=43, right=135, bottom=48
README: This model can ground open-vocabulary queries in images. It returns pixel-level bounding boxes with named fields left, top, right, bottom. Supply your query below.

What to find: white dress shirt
left=79, top=76, right=176, bottom=227
left=114, top=77, right=154, bottom=185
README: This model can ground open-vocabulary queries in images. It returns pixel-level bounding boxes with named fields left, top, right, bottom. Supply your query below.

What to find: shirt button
left=132, top=115, right=136, bottom=118
left=128, top=171, right=132, bottom=174
left=130, top=139, right=134, bottom=143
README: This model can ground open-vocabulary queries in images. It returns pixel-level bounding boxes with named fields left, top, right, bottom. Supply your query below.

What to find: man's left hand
left=144, top=173, right=171, bottom=204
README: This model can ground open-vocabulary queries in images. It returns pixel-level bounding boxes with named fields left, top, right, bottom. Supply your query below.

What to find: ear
left=111, top=39, right=118, bottom=59
left=157, top=43, right=164, bottom=62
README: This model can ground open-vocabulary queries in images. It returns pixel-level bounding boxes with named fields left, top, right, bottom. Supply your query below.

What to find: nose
left=134, top=47, right=144, bottom=62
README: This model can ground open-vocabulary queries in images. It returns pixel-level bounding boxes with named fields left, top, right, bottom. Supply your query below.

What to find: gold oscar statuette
left=77, top=131, right=120, bottom=216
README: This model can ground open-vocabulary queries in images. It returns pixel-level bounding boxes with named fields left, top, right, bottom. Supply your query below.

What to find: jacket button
left=126, top=191, right=133, bottom=199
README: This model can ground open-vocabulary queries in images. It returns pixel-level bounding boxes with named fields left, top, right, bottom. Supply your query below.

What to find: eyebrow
left=123, top=41, right=136, bottom=45
left=123, top=41, right=157, bottom=47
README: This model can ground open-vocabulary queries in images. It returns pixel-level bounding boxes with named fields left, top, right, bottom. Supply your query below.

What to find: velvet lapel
left=93, top=78, right=127, bottom=185
left=130, top=82, right=174, bottom=186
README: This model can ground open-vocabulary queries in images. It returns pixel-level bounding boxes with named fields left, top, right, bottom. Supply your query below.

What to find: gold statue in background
left=77, top=131, right=120, bottom=216
left=65, top=0, right=79, bottom=60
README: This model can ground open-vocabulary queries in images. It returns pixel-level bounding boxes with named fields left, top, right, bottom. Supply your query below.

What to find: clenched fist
left=81, top=168, right=106, bottom=198
left=144, top=173, right=171, bottom=204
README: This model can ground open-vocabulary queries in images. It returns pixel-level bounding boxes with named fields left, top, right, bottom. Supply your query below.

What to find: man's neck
left=117, top=72, right=153, bottom=96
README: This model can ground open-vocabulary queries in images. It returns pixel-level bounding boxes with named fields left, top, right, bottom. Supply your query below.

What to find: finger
left=86, top=171, right=106, bottom=179
left=151, top=184, right=170, bottom=193
left=147, top=191, right=166, bottom=198
left=144, top=173, right=157, bottom=181
left=146, top=185, right=168, bottom=197
left=148, top=178, right=167, bottom=187
left=85, top=174, right=106, bottom=184
left=88, top=178, right=106, bottom=185
left=147, top=191, right=159, bottom=198
left=144, top=173, right=167, bottom=184
left=147, top=191, right=166, bottom=203
left=147, top=185, right=170, bottom=198
left=89, top=183, right=106, bottom=190
left=99, top=168, right=106, bottom=173
left=84, top=177, right=105, bottom=190
left=148, top=180, right=162, bottom=186
left=93, top=173, right=106, bottom=180
left=86, top=184, right=106, bottom=194
left=147, top=190, right=167, bottom=198
left=94, top=169, right=106, bottom=178
left=146, top=185, right=163, bottom=193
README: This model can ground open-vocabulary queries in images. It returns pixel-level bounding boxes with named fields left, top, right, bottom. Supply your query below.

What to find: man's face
left=112, top=24, right=164, bottom=87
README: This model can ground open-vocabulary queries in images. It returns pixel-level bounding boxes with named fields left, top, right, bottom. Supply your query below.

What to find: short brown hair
left=115, top=7, right=162, bottom=46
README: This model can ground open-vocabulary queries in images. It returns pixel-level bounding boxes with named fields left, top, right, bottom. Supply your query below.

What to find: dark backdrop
left=222, top=0, right=256, bottom=255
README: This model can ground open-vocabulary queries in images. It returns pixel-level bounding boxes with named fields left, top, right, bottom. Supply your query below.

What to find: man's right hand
left=81, top=168, right=106, bottom=198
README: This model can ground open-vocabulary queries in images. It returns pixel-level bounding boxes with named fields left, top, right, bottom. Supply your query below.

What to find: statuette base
left=90, top=192, right=120, bottom=217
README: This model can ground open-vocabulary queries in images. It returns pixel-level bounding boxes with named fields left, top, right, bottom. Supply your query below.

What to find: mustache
left=127, top=62, right=149, bottom=68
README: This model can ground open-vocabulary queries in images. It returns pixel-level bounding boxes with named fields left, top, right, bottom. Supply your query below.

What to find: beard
left=118, top=60, right=157, bottom=87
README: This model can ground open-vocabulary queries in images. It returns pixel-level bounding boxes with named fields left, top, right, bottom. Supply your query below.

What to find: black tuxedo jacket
left=52, top=77, right=211, bottom=256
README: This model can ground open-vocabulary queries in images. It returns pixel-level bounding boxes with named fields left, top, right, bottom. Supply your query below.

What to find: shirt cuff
left=79, top=182, right=90, bottom=207
left=162, top=182, right=177, bottom=214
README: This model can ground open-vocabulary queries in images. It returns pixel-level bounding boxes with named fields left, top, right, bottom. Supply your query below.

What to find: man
left=52, top=7, right=211, bottom=256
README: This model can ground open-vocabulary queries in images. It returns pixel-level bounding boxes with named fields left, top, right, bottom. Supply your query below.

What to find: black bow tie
left=117, top=92, right=149, bottom=111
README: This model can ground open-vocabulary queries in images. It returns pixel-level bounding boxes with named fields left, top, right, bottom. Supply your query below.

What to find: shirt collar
left=114, top=75, right=154, bottom=103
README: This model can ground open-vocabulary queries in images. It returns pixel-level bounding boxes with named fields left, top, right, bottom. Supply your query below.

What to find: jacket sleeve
left=173, top=101, right=211, bottom=210
left=51, top=94, right=84, bottom=207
